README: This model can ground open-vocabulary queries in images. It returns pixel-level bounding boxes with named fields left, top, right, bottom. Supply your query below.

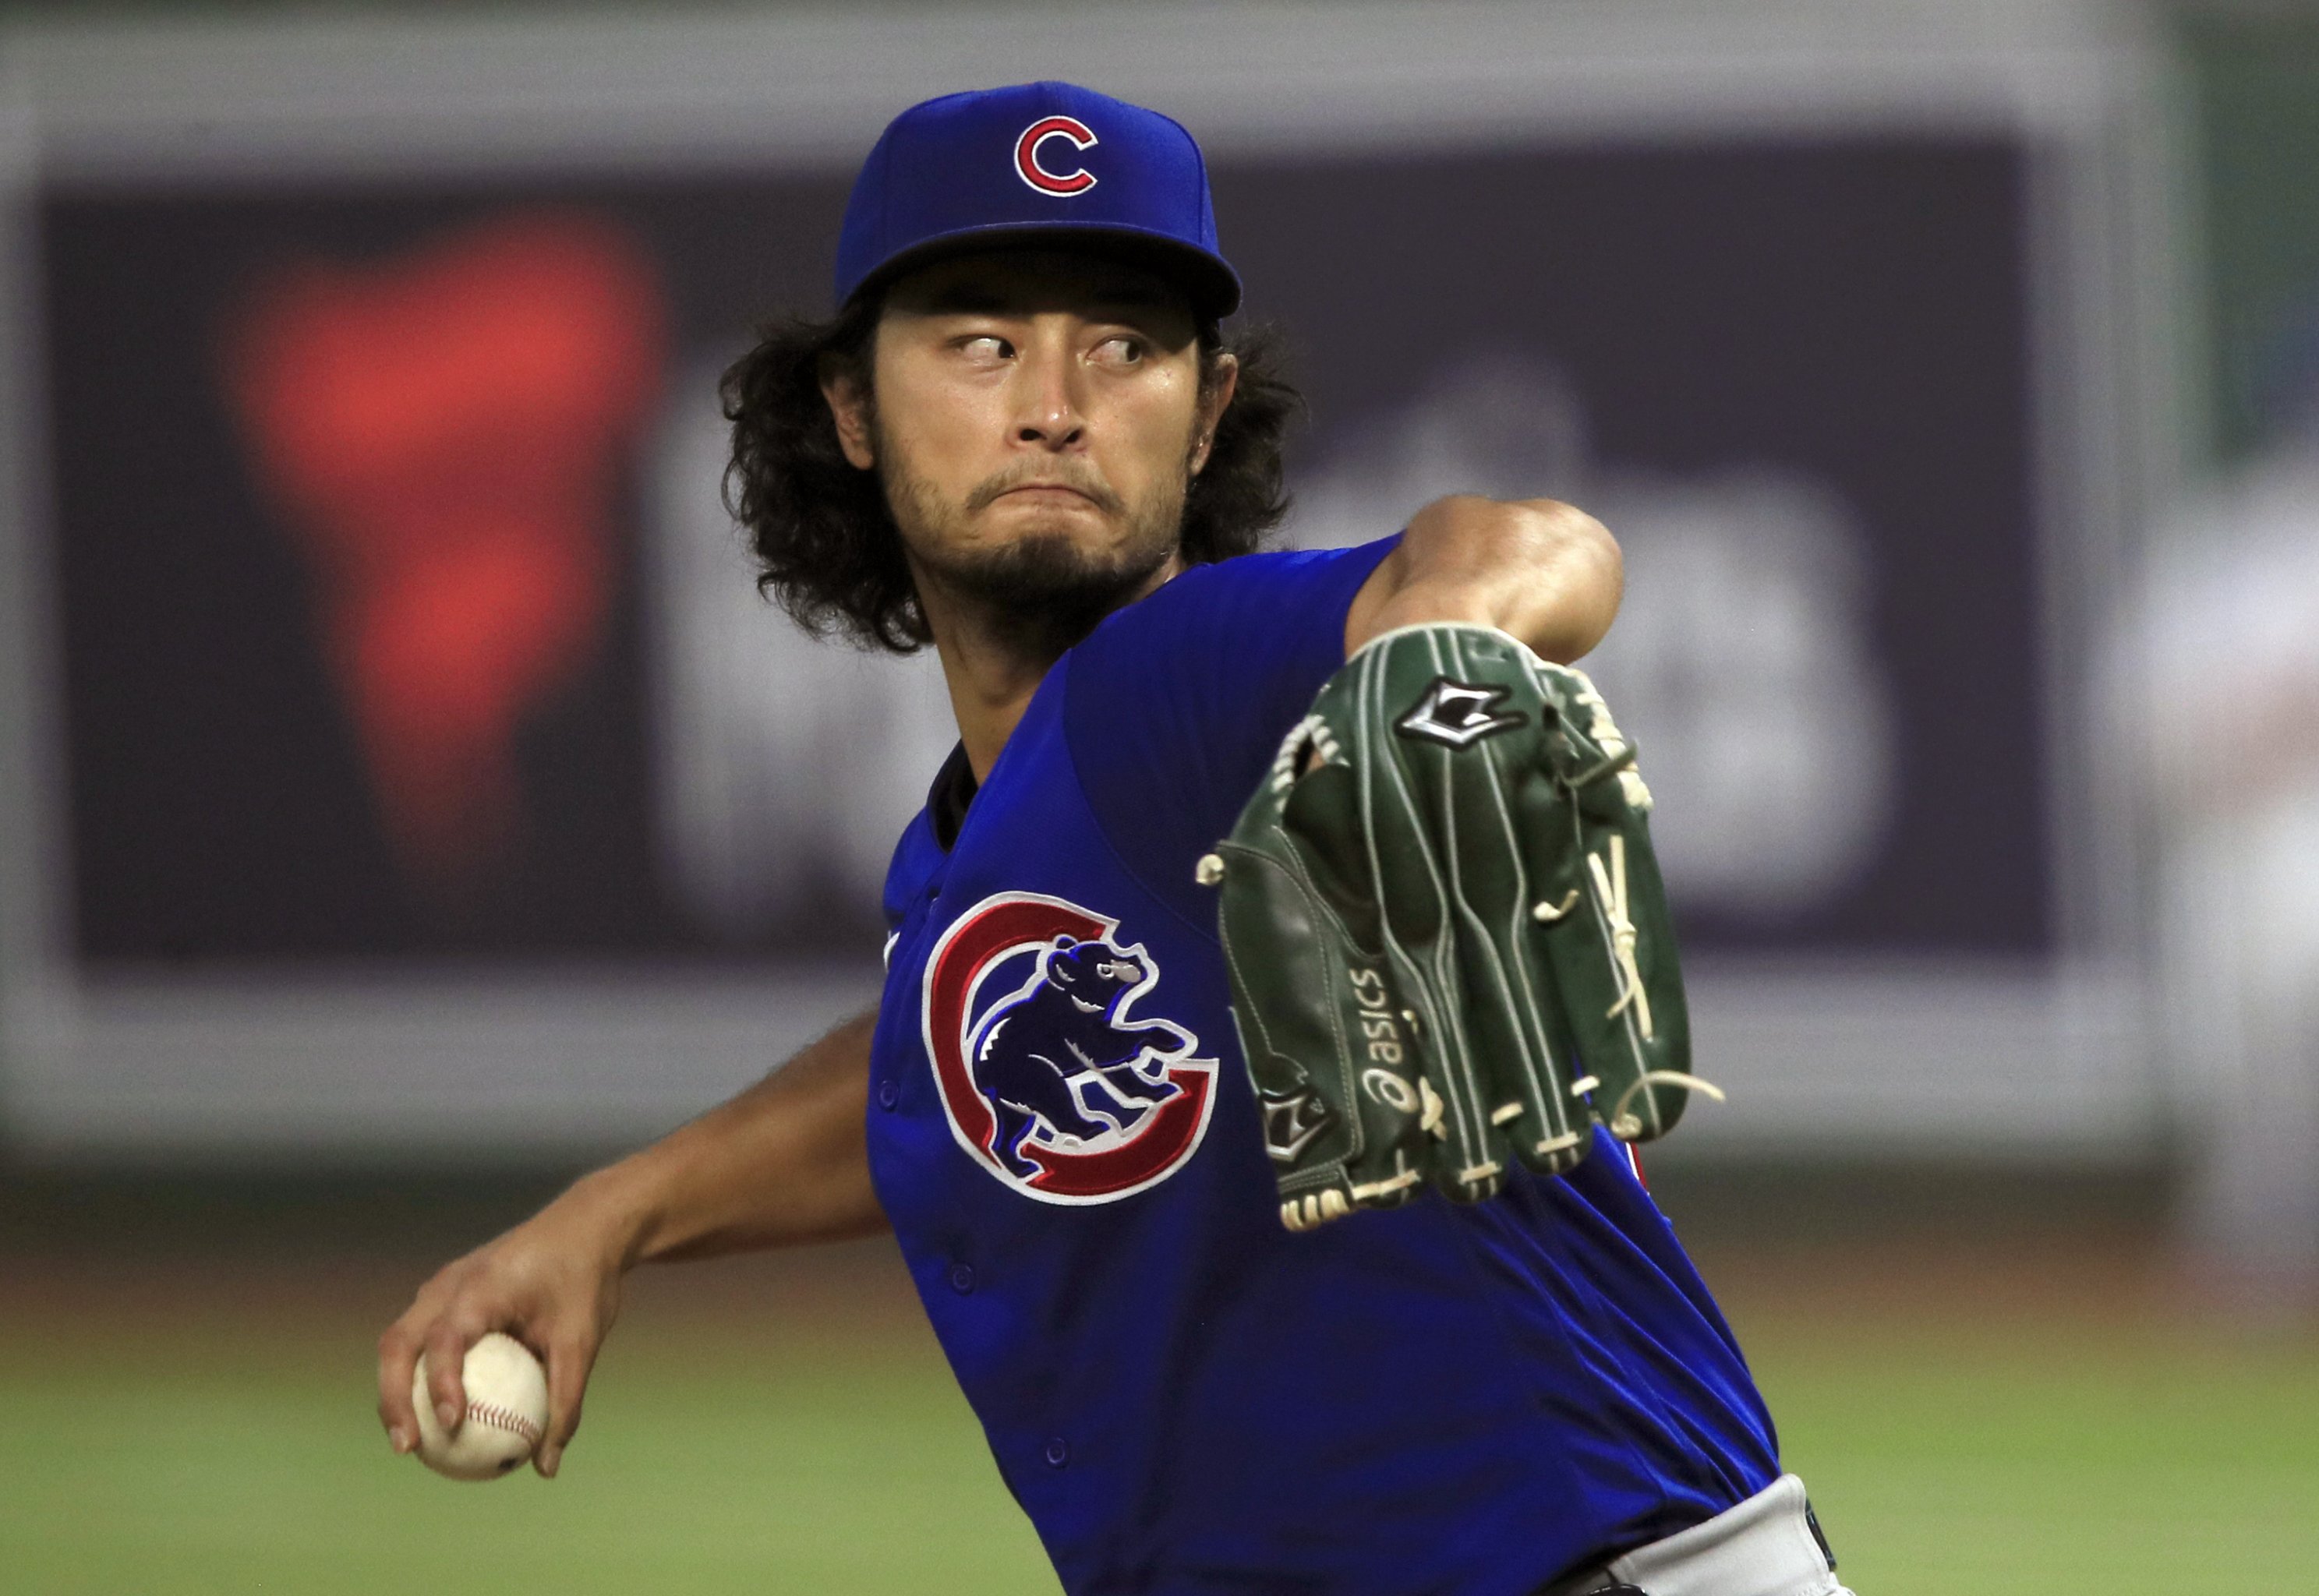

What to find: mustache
left=964, top=461, right=1125, bottom=515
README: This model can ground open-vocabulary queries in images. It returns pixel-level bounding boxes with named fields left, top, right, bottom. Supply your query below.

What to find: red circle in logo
left=1014, top=116, right=1099, bottom=196
left=921, top=892, right=1217, bottom=1204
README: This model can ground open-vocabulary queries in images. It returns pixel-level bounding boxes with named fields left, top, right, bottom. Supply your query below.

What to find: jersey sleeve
left=1062, top=538, right=1398, bottom=937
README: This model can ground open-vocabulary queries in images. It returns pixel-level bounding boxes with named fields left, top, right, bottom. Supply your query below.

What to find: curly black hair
left=720, top=300, right=1300, bottom=654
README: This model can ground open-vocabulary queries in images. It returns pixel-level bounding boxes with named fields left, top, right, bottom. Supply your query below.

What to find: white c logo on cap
left=1015, top=116, right=1099, bottom=196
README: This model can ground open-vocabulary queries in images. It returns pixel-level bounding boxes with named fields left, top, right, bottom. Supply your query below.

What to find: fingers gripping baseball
left=541, top=1333, right=599, bottom=1476
left=422, top=1312, right=483, bottom=1433
left=376, top=1214, right=624, bottom=1478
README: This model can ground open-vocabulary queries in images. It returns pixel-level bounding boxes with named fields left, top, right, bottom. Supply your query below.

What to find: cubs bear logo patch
left=921, top=892, right=1218, bottom=1204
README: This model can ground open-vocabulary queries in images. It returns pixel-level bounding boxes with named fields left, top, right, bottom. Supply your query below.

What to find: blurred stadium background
left=2, top=2, right=2315, bottom=1591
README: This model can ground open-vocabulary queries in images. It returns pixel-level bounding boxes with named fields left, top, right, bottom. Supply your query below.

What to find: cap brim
left=842, top=221, right=1242, bottom=322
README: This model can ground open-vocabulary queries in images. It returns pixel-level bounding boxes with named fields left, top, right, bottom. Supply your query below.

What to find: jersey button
left=876, top=1078, right=899, bottom=1110
left=1044, top=1436, right=1069, bottom=1469
left=948, top=1262, right=975, bottom=1294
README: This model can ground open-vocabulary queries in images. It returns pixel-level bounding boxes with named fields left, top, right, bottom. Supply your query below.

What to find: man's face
left=822, top=249, right=1236, bottom=651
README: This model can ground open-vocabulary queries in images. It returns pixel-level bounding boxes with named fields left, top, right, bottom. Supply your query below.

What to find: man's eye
left=960, top=335, right=1011, bottom=362
left=1093, top=336, right=1144, bottom=367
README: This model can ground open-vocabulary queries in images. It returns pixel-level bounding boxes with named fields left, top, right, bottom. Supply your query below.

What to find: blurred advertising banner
left=41, top=147, right=2036, bottom=969
left=0, top=7, right=2159, bottom=1156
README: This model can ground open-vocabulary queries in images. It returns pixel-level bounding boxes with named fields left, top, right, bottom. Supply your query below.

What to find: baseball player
left=378, top=82, right=1855, bottom=1595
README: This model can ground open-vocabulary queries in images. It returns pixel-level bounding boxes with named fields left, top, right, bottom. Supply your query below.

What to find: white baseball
left=410, top=1331, right=550, bottom=1481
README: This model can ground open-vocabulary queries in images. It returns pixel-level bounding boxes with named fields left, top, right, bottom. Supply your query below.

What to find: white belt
left=1607, top=1474, right=1851, bottom=1596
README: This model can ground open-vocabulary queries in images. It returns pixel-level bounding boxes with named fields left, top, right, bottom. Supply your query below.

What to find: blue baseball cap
left=834, top=81, right=1241, bottom=320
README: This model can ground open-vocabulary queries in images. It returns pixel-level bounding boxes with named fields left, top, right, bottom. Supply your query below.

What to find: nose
left=1012, top=333, right=1086, bottom=451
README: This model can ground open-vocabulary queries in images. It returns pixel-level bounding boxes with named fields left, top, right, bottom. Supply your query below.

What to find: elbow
left=1465, top=496, right=1621, bottom=662
left=1354, top=496, right=1624, bottom=660
left=1520, top=499, right=1622, bottom=661
left=1412, top=494, right=1621, bottom=584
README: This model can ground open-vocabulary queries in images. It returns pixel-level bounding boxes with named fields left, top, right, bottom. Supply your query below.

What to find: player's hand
left=376, top=1188, right=629, bottom=1478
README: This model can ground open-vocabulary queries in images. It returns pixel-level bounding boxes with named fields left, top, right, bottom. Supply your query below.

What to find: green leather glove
left=1200, top=623, right=1718, bottom=1232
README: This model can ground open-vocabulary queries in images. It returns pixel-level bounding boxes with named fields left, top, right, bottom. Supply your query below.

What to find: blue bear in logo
left=970, top=937, right=1190, bottom=1179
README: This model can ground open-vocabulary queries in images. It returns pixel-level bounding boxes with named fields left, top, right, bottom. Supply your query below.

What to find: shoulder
left=1076, top=539, right=1400, bottom=662
left=1172, top=540, right=1391, bottom=593
left=1143, top=541, right=1396, bottom=621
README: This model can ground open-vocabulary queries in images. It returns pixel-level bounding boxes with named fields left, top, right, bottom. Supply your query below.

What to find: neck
left=914, top=554, right=1181, bottom=782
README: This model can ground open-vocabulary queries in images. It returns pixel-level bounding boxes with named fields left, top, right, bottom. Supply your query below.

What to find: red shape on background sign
left=226, top=212, right=664, bottom=892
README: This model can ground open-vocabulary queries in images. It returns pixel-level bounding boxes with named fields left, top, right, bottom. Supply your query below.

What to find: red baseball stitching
left=464, top=1400, right=543, bottom=1448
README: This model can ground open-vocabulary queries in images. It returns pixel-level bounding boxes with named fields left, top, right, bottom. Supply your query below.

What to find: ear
left=818, top=351, right=878, bottom=471
left=1188, top=351, right=1239, bottom=478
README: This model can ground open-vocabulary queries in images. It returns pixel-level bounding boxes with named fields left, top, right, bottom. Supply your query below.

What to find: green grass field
left=5, top=1234, right=2314, bottom=1594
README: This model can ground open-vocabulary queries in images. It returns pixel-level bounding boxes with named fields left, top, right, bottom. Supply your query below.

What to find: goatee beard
left=918, top=529, right=1175, bottom=659
left=885, top=451, right=1186, bottom=660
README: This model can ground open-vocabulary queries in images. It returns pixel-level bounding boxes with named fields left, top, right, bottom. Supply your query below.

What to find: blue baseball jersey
left=866, top=540, right=1780, bottom=1595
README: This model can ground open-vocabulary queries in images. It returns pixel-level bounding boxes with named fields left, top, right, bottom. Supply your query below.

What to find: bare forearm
left=561, top=1009, right=886, bottom=1269
left=1346, top=495, right=1623, bottom=662
left=378, top=1011, right=884, bottom=1473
